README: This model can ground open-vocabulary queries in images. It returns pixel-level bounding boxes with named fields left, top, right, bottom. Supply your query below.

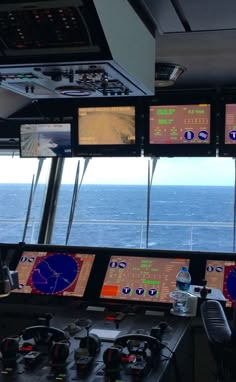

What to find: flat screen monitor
left=14, top=251, right=95, bottom=297
left=224, top=104, right=236, bottom=144
left=205, top=259, right=236, bottom=307
left=100, top=255, right=190, bottom=304
left=76, top=104, right=141, bottom=156
left=20, top=123, right=72, bottom=157
left=219, top=103, right=236, bottom=156
left=144, top=103, right=215, bottom=156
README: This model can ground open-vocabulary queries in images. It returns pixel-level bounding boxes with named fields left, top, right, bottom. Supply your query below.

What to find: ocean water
left=0, top=184, right=235, bottom=253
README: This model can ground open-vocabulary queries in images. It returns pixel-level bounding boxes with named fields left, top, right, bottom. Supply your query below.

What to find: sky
left=0, top=156, right=235, bottom=186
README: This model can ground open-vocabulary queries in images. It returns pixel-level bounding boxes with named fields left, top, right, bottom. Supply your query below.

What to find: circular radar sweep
left=226, top=268, right=236, bottom=301
left=32, top=254, right=78, bottom=294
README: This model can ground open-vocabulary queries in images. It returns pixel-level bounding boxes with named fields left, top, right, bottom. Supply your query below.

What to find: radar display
left=14, top=251, right=95, bottom=297
left=205, top=259, right=236, bottom=307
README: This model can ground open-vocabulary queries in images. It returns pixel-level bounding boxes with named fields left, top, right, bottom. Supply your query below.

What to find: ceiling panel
left=180, top=0, right=236, bottom=31
left=143, top=0, right=185, bottom=33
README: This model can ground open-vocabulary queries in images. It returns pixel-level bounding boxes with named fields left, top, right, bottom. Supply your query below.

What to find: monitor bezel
left=10, top=243, right=98, bottom=304
left=19, top=117, right=73, bottom=158
left=73, top=97, right=142, bottom=157
left=143, top=93, right=217, bottom=157
left=97, top=249, right=194, bottom=308
left=218, top=94, right=236, bottom=157
left=201, top=252, right=236, bottom=310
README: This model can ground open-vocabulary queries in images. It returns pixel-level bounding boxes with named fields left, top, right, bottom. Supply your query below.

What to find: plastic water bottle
left=176, top=266, right=191, bottom=291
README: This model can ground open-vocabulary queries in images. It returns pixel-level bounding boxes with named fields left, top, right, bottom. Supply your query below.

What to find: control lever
left=49, top=341, right=70, bottom=369
left=22, top=326, right=67, bottom=345
left=0, top=337, right=19, bottom=368
left=37, top=313, right=53, bottom=327
left=114, top=334, right=161, bottom=353
left=74, top=319, right=100, bottom=374
left=103, top=346, right=122, bottom=379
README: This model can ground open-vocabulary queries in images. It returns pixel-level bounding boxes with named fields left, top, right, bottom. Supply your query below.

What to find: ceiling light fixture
left=155, top=63, right=186, bottom=87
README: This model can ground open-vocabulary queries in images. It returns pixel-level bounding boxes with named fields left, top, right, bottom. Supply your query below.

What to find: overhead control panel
left=0, top=0, right=156, bottom=98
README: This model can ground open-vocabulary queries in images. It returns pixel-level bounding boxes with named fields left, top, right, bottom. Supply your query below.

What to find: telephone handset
left=22, top=325, right=67, bottom=344
left=114, top=334, right=161, bottom=353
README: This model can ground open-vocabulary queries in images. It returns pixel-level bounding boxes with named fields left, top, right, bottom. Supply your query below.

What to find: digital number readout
left=149, top=104, right=210, bottom=144
left=100, top=256, right=189, bottom=303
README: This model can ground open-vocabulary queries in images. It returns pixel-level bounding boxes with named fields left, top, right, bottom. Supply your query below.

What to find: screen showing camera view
left=78, top=106, right=135, bottom=145
left=20, top=123, right=72, bottom=157
left=149, top=104, right=211, bottom=144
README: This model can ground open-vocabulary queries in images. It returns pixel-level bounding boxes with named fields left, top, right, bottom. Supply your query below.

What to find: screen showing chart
left=149, top=104, right=211, bottom=144
left=205, top=259, right=236, bottom=307
left=100, top=256, right=190, bottom=303
left=78, top=106, right=135, bottom=145
left=20, top=123, right=72, bottom=157
left=225, top=104, right=236, bottom=144
left=14, top=251, right=95, bottom=297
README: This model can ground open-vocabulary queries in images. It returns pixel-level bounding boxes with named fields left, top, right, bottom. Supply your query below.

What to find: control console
left=0, top=308, right=191, bottom=382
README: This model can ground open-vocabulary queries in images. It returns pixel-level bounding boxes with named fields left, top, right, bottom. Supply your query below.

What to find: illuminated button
left=109, top=261, right=118, bottom=268
left=229, top=130, right=236, bottom=140
left=206, top=266, right=214, bottom=272
left=184, top=131, right=194, bottom=141
left=198, top=130, right=208, bottom=140
left=122, top=287, right=131, bottom=295
left=148, top=288, right=157, bottom=296
left=118, top=261, right=127, bottom=269
left=135, top=288, right=144, bottom=296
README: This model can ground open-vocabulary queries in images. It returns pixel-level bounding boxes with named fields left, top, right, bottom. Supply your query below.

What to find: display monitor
left=205, top=259, right=236, bottom=307
left=20, top=123, right=72, bottom=157
left=100, top=255, right=190, bottom=304
left=225, top=104, right=236, bottom=144
left=76, top=105, right=141, bottom=156
left=144, top=103, right=215, bottom=156
left=14, top=251, right=95, bottom=297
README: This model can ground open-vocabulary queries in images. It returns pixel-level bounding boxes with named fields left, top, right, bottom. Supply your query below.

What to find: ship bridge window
left=0, top=155, right=51, bottom=243
left=50, top=156, right=235, bottom=253
left=0, top=155, right=234, bottom=253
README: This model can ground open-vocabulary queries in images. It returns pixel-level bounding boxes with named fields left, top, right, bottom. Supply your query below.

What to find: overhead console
left=0, top=0, right=156, bottom=98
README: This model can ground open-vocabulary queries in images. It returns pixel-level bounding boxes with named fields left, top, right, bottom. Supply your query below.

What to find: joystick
left=0, top=337, right=19, bottom=368
left=74, top=319, right=101, bottom=374
left=200, top=279, right=209, bottom=299
left=49, top=341, right=70, bottom=370
left=103, top=346, right=122, bottom=379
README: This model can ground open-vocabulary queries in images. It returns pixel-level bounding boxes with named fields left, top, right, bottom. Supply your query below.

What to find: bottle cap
left=181, top=266, right=188, bottom=271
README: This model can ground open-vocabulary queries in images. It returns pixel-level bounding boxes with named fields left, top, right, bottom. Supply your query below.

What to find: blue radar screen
left=31, top=253, right=79, bottom=295
left=226, top=267, right=236, bottom=301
